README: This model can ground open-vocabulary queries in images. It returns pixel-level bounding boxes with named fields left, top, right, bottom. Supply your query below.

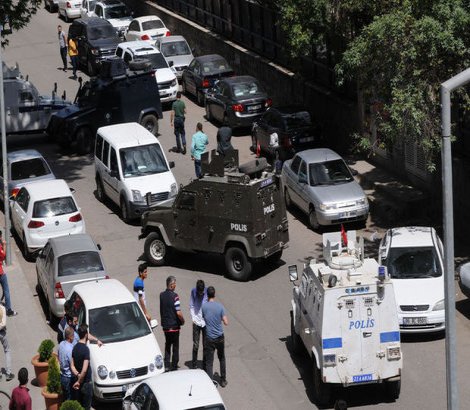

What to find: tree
left=1, top=0, right=42, bottom=46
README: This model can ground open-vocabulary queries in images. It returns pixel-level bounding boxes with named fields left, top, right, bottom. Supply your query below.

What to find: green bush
left=60, top=400, right=84, bottom=410
left=38, top=339, right=55, bottom=362
left=46, top=356, right=61, bottom=395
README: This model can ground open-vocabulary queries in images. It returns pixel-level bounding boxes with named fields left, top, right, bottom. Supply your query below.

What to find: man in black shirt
left=71, top=324, right=92, bottom=410
left=216, top=125, right=234, bottom=156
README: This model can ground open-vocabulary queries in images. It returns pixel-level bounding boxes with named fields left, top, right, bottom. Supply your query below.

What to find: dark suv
left=68, top=17, right=120, bottom=76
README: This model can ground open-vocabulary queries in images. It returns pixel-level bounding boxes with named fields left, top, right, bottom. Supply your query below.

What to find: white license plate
left=300, top=136, right=315, bottom=143
left=247, top=104, right=262, bottom=112
left=339, top=211, right=356, bottom=218
left=404, top=317, right=427, bottom=325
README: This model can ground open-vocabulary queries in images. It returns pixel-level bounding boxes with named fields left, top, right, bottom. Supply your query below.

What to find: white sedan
left=9, top=179, right=85, bottom=260
left=125, top=15, right=170, bottom=42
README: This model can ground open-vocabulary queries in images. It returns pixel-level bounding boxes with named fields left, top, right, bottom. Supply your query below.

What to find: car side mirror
left=97, top=244, right=102, bottom=250
left=299, top=175, right=307, bottom=184
left=69, top=187, right=76, bottom=194
left=168, top=61, right=174, bottom=67
left=169, top=161, right=175, bottom=169
left=150, top=319, right=158, bottom=329
left=349, top=167, right=358, bottom=176
left=288, top=264, right=298, bottom=282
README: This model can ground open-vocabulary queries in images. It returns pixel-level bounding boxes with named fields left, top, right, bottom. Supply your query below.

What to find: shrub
left=38, top=339, right=55, bottom=362
left=60, top=400, right=84, bottom=410
left=46, top=356, right=61, bottom=395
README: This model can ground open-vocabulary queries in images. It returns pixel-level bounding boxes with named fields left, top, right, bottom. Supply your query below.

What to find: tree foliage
left=1, top=0, right=42, bottom=46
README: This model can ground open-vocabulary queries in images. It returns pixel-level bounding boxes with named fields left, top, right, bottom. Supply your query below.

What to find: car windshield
left=104, top=5, right=130, bottom=19
left=89, top=302, right=151, bottom=343
left=58, top=251, right=104, bottom=277
left=309, top=159, right=353, bottom=186
left=87, top=25, right=117, bottom=40
left=142, top=19, right=164, bottom=30
left=11, top=158, right=51, bottom=180
left=139, top=52, right=168, bottom=69
left=120, top=144, right=169, bottom=177
left=160, top=41, right=190, bottom=57
left=202, top=58, right=230, bottom=74
left=231, top=80, right=264, bottom=98
left=385, top=247, right=442, bottom=279
left=33, top=197, right=77, bottom=218
left=283, top=111, right=312, bottom=129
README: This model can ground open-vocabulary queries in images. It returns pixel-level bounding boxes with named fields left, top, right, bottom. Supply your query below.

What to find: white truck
left=289, top=230, right=402, bottom=406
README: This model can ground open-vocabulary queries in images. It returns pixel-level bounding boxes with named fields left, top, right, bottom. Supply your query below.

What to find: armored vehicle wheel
left=290, top=312, right=302, bottom=355
left=96, top=177, right=105, bottom=202
left=313, top=364, right=331, bottom=406
left=196, top=90, right=205, bottom=106
left=385, top=379, right=401, bottom=400
left=205, top=103, right=212, bottom=121
left=120, top=197, right=132, bottom=223
left=76, top=127, right=93, bottom=154
left=225, top=246, right=252, bottom=281
left=284, top=188, right=292, bottom=208
left=144, top=232, right=169, bottom=266
left=308, top=206, right=320, bottom=230
left=140, top=114, right=159, bottom=136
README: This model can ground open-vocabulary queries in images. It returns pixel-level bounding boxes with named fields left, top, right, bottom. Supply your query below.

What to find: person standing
left=71, top=324, right=92, bottom=410
left=202, top=286, right=228, bottom=387
left=190, top=122, right=209, bottom=178
left=68, top=36, right=79, bottom=80
left=59, top=326, right=76, bottom=401
left=170, top=91, right=187, bottom=154
left=133, top=263, right=151, bottom=321
left=58, top=25, right=67, bottom=72
left=9, top=368, right=31, bottom=410
left=216, top=125, right=234, bottom=157
left=0, top=304, right=14, bottom=381
left=0, top=231, right=17, bottom=317
left=189, top=280, right=207, bottom=369
left=160, top=276, right=185, bottom=371
left=57, top=300, right=73, bottom=343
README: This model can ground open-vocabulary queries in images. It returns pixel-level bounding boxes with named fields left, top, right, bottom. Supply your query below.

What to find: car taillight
left=141, top=34, right=150, bottom=40
left=265, top=98, right=272, bottom=107
left=28, top=220, right=45, bottom=229
left=105, top=275, right=110, bottom=279
left=232, top=104, right=244, bottom=112
left=165, top=31, right=171, bottom=36
left=10, top=188, right=20, bottom=198
left=69, top=213, right=82, bottom=222
left=202, top=78, right=210, bottom=88
left=66, top=1, right=71, bottom=8
left=54, top=282, right=65, bottom=299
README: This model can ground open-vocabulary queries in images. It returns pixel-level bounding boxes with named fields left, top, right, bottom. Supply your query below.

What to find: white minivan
left=94, top=122, right=177, bottom=222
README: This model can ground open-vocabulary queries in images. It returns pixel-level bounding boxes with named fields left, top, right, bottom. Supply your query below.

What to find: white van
left=94, top=122, right=177, bottom=222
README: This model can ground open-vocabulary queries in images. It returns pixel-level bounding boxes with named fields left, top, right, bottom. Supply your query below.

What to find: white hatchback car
left=58, top=0, right=82, bottom=22
left=67, top=279, right=163, bottom=401
left=378, top=226, right=445, bottom=333
left=10, top=179, right=85, bottom=260
left=155, top=35, right=194, bottom=80
left=124, top=15, right=170, bottom=42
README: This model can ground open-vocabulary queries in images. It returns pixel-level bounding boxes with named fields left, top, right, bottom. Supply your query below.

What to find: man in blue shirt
left=190, top=122, right=209, bottom=178
left=133, top=263, right=151, bottom=321
left=189, top=280, right=207, bottom=369
left=59, top=326, right=76, bottom=401
left=202, top=286, right=228, bottom=387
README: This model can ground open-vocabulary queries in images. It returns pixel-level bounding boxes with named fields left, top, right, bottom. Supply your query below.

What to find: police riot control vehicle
left=140, top=150, right=289, bottom=281
left=2, top=62, right=70, bottom=135
left=289, top=230, right=402, bottom=405
left=47, top=57, right=162, bottom=155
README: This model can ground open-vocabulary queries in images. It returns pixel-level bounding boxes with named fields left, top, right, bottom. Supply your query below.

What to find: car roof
left=23, top=179, right=72, bottom=201
left=97, top=0, right=124, bottom=6
left=195, top=54, right=226, bottom=63
left=97, top=122, right=160, bottom=149
left=144, top=370, right=224, bottom=408
left=158, top=35, right=186, bottom=44
left=48, top=234, right=98, bottom=257
left=220, top=75, right=257, bottom=85
left=388, top=226, right=435, bottom=248
left=73, top=279, right=133, bottom=309
left=75, top=17, right=113, bottom=27
left=7, top=149, right=45, bottom=163
left=295, top=148, right=342, bottom=164
left=133, top=15, right=164, bottom=23
left=119, top=41, right=159, bottom=53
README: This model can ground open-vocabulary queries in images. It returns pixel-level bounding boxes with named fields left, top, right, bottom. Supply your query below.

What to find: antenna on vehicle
left=189, top=384, right=193, bottom=396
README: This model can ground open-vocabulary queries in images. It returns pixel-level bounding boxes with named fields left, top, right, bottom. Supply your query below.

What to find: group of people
left=58, top=25, right=78, bottom=79
left=134, top=264, right=229, bottom=387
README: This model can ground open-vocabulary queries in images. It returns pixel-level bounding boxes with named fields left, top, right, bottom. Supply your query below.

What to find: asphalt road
left=3, top=6, right=470, bottom=410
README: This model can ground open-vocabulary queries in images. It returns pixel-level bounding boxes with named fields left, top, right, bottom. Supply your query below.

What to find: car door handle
left=363, top=332, right=372, bottom=338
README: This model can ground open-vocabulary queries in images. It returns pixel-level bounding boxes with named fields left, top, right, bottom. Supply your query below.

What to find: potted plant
left=32, top=339, right=56, bottom=387
left=60, top=400, right=84, bottom=410
left=41, top=356, right=62, bottom=410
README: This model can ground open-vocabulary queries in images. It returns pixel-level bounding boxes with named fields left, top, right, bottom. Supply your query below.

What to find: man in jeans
left=0, top=231, right=17, bottom=317
left=71, top=324, right=92, bottom=410
left=0, top=304, right=14, bottom=381
left=59, top=326, right=76, bottom=401
left=170, top=91, right=187, bottom=154
left=189, top=280, right=207, bottom=369
left=58, top=25, right=67, bottom=71
left=202, top=286, right=228, bottom=387
left=190, top=122, right=209, bottom=178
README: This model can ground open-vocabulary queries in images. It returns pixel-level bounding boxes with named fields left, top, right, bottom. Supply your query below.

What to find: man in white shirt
left=189, top=280, right=207, bottom=369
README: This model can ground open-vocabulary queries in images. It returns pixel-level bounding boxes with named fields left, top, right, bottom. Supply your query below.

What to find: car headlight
left=433, top=299, right=445, bottom=311
left=97, top=365, right=108, bottom=380
left=109, top=370, right=116, bottom=379
left=319, top=203, right=336, bottom=211
left=91, top=48, right=100, bottom=56
left=149, top=362, right=155, bottom=372
left=170, top=79, right=177, bottom=87
left=170, top=183, right=177, bottom=197
left=155, top=354, right=163, bottom=369
left=356, top=197, right=367, bottom=205
left=132, top=189, right=143, bottom=202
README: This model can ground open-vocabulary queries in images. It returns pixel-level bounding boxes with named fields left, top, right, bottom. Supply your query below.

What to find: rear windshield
left=87, top=25, right=117, bottom=40
left=104, top=5, right=131, bottom=19
left=142, top=19, right=165, bottom=30
left=33, top=197, right=77, bottom=218
left=283, top=111, right=312, bottom=130
left=120, top=144, right=169, bottom=177
left=160, top=41, right=190, bottom=57
left=309, top=159, right=353, bottom=186
left=11, top=158, right=51, bottom=180
left=202, top=58, right=231, bottom=74
left=58, top=251, right=104, bottom=277
left=385, top=247, right=442, bottom=279
left=139, top=52, right=168, bottom=69
left=231, top=80, right=264, bottom=98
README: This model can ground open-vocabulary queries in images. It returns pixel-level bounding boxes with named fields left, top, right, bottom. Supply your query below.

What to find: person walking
left=9, top=368, right=31, bottom=410
left=58, top=25, right=67, bottom=72
left=170, top=91, right=187, bottom=154
left=189, top=280, right=208, bottom=369
left=71, top=324, right=92, bottom=410
left=59, top=326, right=76, bottom=401
left=160, top=276, right=185, bottom=371
left=68, top=36, right=79, bottom=79
left=57, top=300, right=73, bottom=343
left=202, top=286, right=228, bottom=387
left=0, top=231, right=17, bottom=317
left=0, top=304, right=14, bottom=381
left=133, top=263, right=151, bottom=321
left=191, top=122, right=209, bottom=178
left=216, top=125, right=234, bottom=157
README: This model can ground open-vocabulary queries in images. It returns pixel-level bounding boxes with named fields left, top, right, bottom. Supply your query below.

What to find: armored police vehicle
left=47, top=58, right=162, bottom=154
left=2, top=62, right=70, bottom=135
left=289, top=230, right=402, bottom=405
left=140, top=150, right=289, bottom=281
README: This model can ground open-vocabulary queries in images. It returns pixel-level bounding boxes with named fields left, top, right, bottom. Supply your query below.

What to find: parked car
left=68, top=17, right=120, bottom=76
left=125, top=15, right=170, bottom=42
left=67, top=279, right=163, bottom=401
left=182, top=54, right=234, bottom=106
left=251, top=105, right=322, bottom=161
left=45, top=0, right=59, bottom=12
left=80, top=0, right=97, bottom=18
left=0, top=149, right=55, bottom=201
left=281, top=148, right=369, bottom=229
left=94, top=0, right=133, bottom=38
left=459, top=262, right=470, bottom=298
left=379, top=226, right=445, bottom=334
left=36, top=233, right=108, bottom=322
left=205, top=75, right=272, bottom=129
left=9, top=179, right=86, bottom=260
left=155, top=35, right=193, bottom=80
left=115, top=41, right=178, bottom=104
left=58, top=0, right=82, bottom=22
left=122, top=370, right=226, bottom=410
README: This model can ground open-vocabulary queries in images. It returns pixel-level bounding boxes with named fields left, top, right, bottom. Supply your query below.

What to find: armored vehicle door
left=298, top=272, right=316, bottom=347
left=173, top=190, right=198, bottom=248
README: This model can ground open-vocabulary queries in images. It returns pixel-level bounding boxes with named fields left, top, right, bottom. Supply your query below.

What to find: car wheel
left=96, top=177, right=105, bottom=202
left=196, top=90, right=205, bottom=106
left=308, top=206, right=320, bottom=230
left=205, top=103, right=212, bottom=121
left=284, top=188, right=292, bottom=208
left=48, top=304, right=59, bottom=328
left=290, top=311, right=302, bottom=355
left=385, top=379, right=401, bottom=400
left=313, top=363, right=331, bottom=406
left=76, top=127, right=94, bottom=155
left=144, top=232, right=170, bottom=266
left=87, top=59, right=95, bottom=76
left=120, top=196, right=131, bottom=223
left=64, top=11, right=69, bottom=22
left=225, top=246, right=252, bottom=281
left=223, top=113, right=229, bottom=127
left=22, top=235, right=32, bottom=262
left=140, top=114, right=159, bottom=136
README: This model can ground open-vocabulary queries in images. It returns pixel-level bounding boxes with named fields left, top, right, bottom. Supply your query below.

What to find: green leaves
left=0, top=0, right=42, bottom=46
